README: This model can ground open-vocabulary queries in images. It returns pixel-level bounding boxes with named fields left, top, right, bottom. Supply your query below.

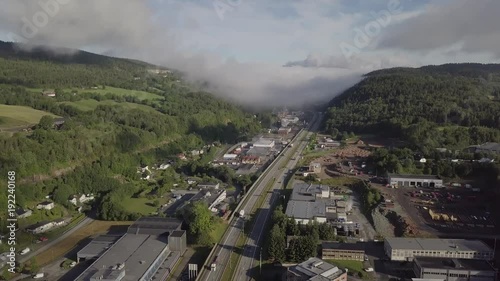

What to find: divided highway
left=232, top=113, right=322, bottom=281
left=198, top=113, right=321, bottom=281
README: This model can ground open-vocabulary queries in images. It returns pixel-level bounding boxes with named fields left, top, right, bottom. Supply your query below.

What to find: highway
left=198, top=113, right=321, bottom=281
left=232, top=113, right=322, bottom=281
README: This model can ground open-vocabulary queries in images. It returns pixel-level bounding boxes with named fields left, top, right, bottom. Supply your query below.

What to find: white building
left=384, top=238, right=494, bottom=261
left=223, top=154, right=238, bottom=160
left=37, top=201, right=55, bottom=210
left=388, top=174, right=443, bottom=188
left=413, top=257, right=496, bottom=281
left=252, top=138, right=275, bottom=148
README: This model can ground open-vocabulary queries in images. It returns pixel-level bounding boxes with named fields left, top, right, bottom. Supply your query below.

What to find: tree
left=152, top=199, right=160, bottom=207
left=37, top=115, right=54, bottom=130
left=29, top=257, right=39, bottom=274
left=267, top=225, right=286, bottom=261
left=183, top=201, right=217, bottom=245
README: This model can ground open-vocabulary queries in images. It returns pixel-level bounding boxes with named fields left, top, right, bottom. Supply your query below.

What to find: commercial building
left=278, top=127, right=292, bottom=135
left=286, top=183, right=352, bottom=224
left=384, top=238, right=494, bottom=261
left=413, top=257, right=496, bottom=281
left=76, top=217, right=185, bottom=281
left=322, top=242, right=365, bottom=261
left=252, top=138, right=275, bottom=148
left=77, top=235, right=122, bottom=262
left=287, top=257, right=347, bottom=281
left=388, top=174, right=444, bottom=188
left=247, top=147, right=271, bottom=157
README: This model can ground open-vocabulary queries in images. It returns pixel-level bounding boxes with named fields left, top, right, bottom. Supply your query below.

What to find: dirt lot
left=34, top=220, right=132, bottom=267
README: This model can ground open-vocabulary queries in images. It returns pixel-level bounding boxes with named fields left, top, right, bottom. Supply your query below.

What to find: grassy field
left=0, top=104, right=58, bottom=130
left=33, top=220, right=132, bottom=267
left=120, top=197, right=169, bottom=215
left=60, top=99, right=160, bottom=113
left=77, top=86, right=163, bottom=100
left=326, top=259, right=369, bottom=279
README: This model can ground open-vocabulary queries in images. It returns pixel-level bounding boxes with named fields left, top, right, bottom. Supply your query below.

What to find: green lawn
left=211, top=222, right=229, bottom=242
left=60, top=99, right=160, bottom=113
left=0, top=104, right=59, bottom=129
left=120, top=197, right=167, bottom=215
left=326, top=259, right=370, bottom=279
left=78, top=86, right=163, bottom=101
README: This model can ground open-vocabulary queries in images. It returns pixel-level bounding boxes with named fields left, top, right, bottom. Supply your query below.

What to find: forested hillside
left=324, top=63, right=500, bottom=152
left=0, top=41, right=262, bottom=223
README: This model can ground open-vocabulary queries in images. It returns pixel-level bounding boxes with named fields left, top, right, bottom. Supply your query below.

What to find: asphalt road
left=232, top=113, right=322, bottom=281
left=199, top=113, right=321, bottom=281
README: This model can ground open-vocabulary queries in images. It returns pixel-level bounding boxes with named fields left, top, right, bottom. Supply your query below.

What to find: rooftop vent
left=312, top=261, right=323, bottom=268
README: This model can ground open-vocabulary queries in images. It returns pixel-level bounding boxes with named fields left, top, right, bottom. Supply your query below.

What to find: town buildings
left=387, top=174, right=444, bottom=188
left=322, top=242, right=366, bottom=261
left=287, top=257, right=348, bottom=281
left=384, top=238, right=494, bottom=261
left=413, top=257, right=496, bottom=281
left=285, top=183, right=352, bottom=224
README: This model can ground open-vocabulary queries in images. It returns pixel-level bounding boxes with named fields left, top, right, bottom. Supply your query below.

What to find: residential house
left=69, top=194, right=95, bottom=206
left=53, top=218, right=67, bottom=227
left=177, top=153, right=187, bottom=160
left=37, top=201, right=55, bottom=210
left=186, top=179, right=197, bottom=185
left=191, top=149, right=204, bottom=156
left=197, top=182, right=220, bottom=190
left=26, top=221, right=55, bottom=234
left=41, top=90, right=56, bottom=97
left=16, top=209, right=32, bottom=219
left=158, top=163, right=171, bottom=170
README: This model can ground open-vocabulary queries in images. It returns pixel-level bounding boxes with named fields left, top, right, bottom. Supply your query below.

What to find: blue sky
left=0, top=0, right=499, bottom=106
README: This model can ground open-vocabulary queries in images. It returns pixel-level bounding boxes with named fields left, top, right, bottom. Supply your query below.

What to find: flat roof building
left=77, top=235, right=122, bottom=262
left=76, top=217, right=185, bottom=281
left=388, top=174, right=444, bottom=188
left=253, top=138, right=275, bottom=148
left=322, top=242, right=366, bottom=261
left=384, top=238, right=494, bottom=261
left=413, top=257, right=496, bottom=281
left=287, top=257, right=347, bottom=281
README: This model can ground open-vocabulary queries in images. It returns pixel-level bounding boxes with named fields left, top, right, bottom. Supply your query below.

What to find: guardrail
left=196, top=128, right=305, bottom=281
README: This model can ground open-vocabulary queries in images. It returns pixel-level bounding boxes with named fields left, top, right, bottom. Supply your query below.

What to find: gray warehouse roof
left=286, top=200, right=326, bottom=219
left=385, top=238, right=493, bottom=252
left=388, top=174, right=442, bottom=180
left=322, top=242, right=365, bottom=251
left=77, top=235, right=122, bottom=260
left=415, top=257, right=495, bottom=271
left=76, top=234, right=169, bottom=281
left=127, top=217, right=182, bottom=235
left=290, top=183, right=329, bottom=202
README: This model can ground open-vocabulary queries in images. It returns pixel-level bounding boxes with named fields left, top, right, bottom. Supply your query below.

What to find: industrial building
left=286, top=183, right=352, bottom=224
left=252, top=137, right=275, bottom=148
left=384, top=238, right=494, bottom=261
left=322, top=242, right=365, bottom=261
left=413, top=257, right=496, bottom=281
left=75, top=217, right=185, bottom=281
left=388, top=174, right=444, bottom=188
left=468, top=142, right=500, bottom=154
left=287, top=257, right=347, bottom=281
left=77, top=235, right=122, bottom=262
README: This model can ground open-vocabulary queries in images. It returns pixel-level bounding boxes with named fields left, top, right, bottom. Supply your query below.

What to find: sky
left=0, top=0, right=499, bottom=107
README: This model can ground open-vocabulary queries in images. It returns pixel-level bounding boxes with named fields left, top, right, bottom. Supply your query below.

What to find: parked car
left=39, top=236, right=48, bottom=242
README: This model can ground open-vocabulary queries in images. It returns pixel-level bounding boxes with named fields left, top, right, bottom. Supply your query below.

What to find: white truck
left=33, top=273, right=45, bottom=279
left=239, top=210, right=245, bottom=218
left=20, top=247, right=30, bottom=255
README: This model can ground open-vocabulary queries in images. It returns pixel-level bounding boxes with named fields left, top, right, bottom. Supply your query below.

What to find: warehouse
left=388, top=174, right=444, bottom=188
left=413, top=257, right=496, bottom=281
left=252, top=138, right=275, bottom=148
left=75, top=217, right=185, bottom=281
left=384, top=238, right=494, bottom=261
left=321, top=242, right=366, bottom=261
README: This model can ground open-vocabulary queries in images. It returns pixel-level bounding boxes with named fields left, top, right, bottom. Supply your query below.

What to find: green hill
left=0, top=104, right=58, bottom=130
left=324, top=63, right=500, bottom=151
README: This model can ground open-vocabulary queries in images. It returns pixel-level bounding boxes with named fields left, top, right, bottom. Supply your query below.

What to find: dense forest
left=0, top=41, right=263, bottom=224
left=324, top=63, right=500, bottom=152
